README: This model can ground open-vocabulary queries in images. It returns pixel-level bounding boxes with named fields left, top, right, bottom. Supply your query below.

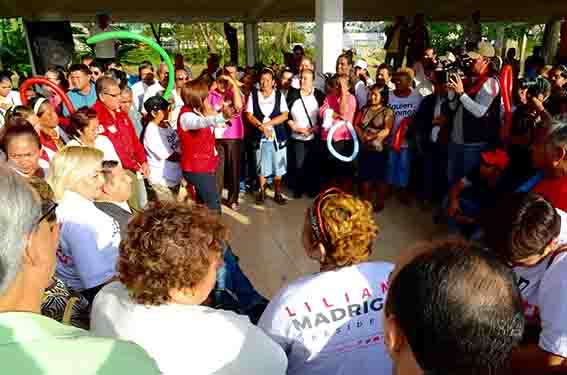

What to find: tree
left=0, top=18, right=32, bottom=76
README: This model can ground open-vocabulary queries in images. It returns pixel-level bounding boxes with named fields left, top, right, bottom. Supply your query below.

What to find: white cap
left=354, top=60, right=368, bottom=70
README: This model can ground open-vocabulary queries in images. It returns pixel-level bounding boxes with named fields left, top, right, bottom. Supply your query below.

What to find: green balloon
left=87, top=31, right=175, bottom=100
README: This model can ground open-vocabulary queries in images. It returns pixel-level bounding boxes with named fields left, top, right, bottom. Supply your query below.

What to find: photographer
left=446, top=42, right=501, bottom=184
left=545, top=64, right=567, bottom=116
left=502, top=77, right=551, bottom=191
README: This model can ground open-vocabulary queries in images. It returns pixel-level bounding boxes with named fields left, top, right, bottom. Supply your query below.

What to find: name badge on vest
left=108, top=125, right=118, bottom=134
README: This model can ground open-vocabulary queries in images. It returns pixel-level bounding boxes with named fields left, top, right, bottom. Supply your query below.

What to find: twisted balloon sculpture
left=87, top=31, right=175, bottom=100
left=20, top=77, right=76, bottom=114
left=327, top=121, right=359, bottom=162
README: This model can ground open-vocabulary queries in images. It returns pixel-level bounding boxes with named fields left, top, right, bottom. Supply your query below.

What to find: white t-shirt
left=67, top=135, right=121, bottom=164
left=258, top=261, right=394, bottom=375
left=56, top=190, right=120, bottom=291
left=513, top=209, right=567, bottom=358
left=143, top=122, right=181, bottom=187
left=91, top=281, right=288, bottom=375
left=289, top=90, right=319, bottom=141
left=131, top=80, right=156, bottom=113
left=388, top=90, right=423, bottom=148
left=0, top=90, right=22, bottom=128
left=91, top=25, right=115, bottom=59
left=245, top=90, right=289, bottom=142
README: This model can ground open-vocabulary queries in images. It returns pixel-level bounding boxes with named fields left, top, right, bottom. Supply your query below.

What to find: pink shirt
left=319, top=94, right=357, bottom=141
left=208, top=88, right=244, bottom=140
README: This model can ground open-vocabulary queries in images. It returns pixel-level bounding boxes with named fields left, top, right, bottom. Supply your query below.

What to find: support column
left=315, top=0, right=343, bottom=75
left=244, top=22, right=258, bottom=67
left=543, top=20, right=562, bottom=65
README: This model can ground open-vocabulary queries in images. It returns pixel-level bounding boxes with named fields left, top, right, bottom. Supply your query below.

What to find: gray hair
left=547, top=115, right=567, bottom=149
left=0, top=164, right=41, bottom=293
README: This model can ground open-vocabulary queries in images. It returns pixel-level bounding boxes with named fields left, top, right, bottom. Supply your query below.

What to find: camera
left=435, top=55, right=474, bottom=84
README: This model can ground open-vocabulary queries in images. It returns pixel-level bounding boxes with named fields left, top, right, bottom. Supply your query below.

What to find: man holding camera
left=446, top=42, right=501, bottom=184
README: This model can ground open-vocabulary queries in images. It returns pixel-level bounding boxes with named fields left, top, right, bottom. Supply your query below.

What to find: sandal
left=274, top=193, right=287, bottom=205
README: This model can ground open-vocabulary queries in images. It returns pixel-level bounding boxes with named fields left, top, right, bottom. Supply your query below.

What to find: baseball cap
left=354, top=60, right=369, bottom=70
left=481, top=149, right=509, bottom=170
left=467, top=41, right=496, bottom=59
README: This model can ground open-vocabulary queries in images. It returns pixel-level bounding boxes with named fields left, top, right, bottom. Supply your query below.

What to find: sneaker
left=255, top=188, right=265, bottom=204
left=274, top=193, right=287, bottom=205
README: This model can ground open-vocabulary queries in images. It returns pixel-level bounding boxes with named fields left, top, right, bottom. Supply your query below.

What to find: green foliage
left=0, top=18, right=32, bottom=76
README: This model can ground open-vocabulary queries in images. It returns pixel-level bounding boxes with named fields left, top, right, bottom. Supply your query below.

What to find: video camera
left=434, top=54, right=474, bottom=84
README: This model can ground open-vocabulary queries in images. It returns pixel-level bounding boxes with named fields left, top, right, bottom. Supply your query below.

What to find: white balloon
left=326, top=121, right=359, bottom=162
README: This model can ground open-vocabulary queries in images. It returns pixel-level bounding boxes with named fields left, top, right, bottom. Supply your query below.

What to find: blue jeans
left=442, top=196, right=481, bottom=237
left=214, top=244, right=266, bottom=319
left=447, top=143, right=487, bottom=185
left=183, top=171, right=221, bottom=214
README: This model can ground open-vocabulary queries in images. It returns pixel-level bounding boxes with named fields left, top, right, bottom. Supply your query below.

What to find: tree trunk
left=198, top=23, right=217, bottom=54
left=224, top=22, right=238, bottom=64
left=150, top=23, right=162, bottom=46
left=278, top=22, right=291, bottom=53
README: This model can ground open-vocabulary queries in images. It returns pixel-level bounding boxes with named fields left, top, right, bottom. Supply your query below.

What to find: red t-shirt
left=533, top=176, right=567, bottom=212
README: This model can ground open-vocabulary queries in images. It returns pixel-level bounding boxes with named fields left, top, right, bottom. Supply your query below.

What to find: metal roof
left=2, top=0, right=566, bottom=22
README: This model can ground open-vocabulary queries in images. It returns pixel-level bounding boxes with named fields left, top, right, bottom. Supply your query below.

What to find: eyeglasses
left=37, top=200, right=58, bottom=225
left=104, top=92, right=121, bottom=98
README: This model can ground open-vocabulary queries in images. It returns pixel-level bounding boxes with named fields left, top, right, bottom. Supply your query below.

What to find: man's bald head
left=385, top=239, right=524, bottom=375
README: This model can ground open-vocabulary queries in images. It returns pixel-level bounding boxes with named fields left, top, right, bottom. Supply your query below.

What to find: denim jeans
left=447, top=142, right=487, bottom=185
left=214, top=243, right=267, bottom=320
left=183, top=171, right=221, bottom=214
left=442, top=196, right=481, bottom=237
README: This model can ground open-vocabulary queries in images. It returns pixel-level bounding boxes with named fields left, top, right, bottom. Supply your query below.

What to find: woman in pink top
left=319, top=74, right=357, bottom=192
left=208, top=67, right=244, bottom=210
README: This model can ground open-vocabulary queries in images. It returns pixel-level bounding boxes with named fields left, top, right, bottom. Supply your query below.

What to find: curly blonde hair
left=118, top=201, right=228, bottom=306
left=320, top=193, right=378, bottom=267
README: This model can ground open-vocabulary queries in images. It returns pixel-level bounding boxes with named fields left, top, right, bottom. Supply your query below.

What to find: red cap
left=481, top=149, right=509, bottom=170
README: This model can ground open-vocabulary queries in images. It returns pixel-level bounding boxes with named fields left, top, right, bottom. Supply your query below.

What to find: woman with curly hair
left=90, top=201, right=287, bottom=375
left=258, top=188, right=394, bottom=375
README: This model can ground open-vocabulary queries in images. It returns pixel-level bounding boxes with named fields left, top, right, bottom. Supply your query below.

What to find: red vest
left=177, top=106, right=218, bottom=173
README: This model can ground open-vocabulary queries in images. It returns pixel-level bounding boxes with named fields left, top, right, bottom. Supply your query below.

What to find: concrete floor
left=221, top=190, right=444, bottom=299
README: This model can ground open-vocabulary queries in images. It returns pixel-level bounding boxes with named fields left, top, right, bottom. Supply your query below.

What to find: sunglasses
left=38, top=200, right=58, bottom=225
left=176, top=76, right=188, bottom=81
left=91, top=71, right=101, bottom=76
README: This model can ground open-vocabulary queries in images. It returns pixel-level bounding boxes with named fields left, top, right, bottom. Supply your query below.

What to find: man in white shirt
left=353, top=59, right=374, bottom=108
left=130, top=61, right=156, bottom=113
left=142, top=63, right=174, bottom=112
left=91, top=12, right=116, bottom=64
left=384, top=239, right=524, bottom=375
left=482, top=193, right=567, bottom=374
left=447, top=41, right=500, bottom=184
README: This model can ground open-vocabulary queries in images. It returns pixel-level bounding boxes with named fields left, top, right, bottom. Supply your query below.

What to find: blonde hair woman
left=258, top=188, right=394, bottom=375
left=47, top=146, right=120, bottom=301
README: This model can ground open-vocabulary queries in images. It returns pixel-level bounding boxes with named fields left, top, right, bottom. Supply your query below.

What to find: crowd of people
left=2, top=22, right=567, bottom=373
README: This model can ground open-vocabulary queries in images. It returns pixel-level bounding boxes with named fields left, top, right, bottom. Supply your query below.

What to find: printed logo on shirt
left=108, top=125, right=118, bottom=134
left=284, top=282, right=388, bottom=348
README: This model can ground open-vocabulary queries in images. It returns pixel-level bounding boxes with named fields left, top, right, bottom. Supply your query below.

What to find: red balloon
left=19, top=77, right=75, bottom=115
left=499, top=64, right=513, bottom=114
